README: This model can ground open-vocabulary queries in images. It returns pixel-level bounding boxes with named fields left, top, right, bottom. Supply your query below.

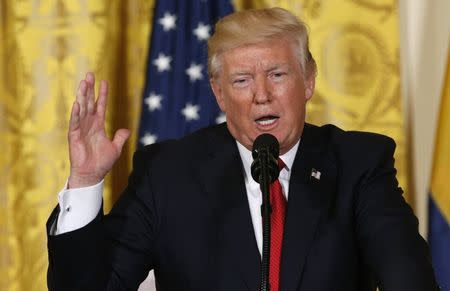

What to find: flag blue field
left=138, top=0, right=233, bottom=146
left=429, top=49, right=450, bottom=290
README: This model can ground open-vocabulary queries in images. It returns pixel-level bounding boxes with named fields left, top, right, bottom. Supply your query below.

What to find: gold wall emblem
left=318, top=24, right=391, bottom=126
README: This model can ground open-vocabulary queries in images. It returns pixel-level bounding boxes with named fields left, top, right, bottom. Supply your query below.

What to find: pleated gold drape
left=0, top=1, right=407, bottom=290
left=0, top=1, right=154, bottom=290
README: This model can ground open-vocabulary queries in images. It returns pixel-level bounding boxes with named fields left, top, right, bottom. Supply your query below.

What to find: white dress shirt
left=54, top=180, right=104, bottom=234
left=55, top=139, right=300, bottom=255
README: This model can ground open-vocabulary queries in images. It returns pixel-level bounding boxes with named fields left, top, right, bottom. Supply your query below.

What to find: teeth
left=256, top=118, right=277, bottom=126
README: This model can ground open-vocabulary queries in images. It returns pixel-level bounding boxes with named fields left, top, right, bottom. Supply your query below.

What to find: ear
left=210, top=77, right=227, bottom=112
left=304, top=75, right=316, bottom=101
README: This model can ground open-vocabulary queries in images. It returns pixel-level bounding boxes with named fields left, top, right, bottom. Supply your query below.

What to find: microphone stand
left=259, top=148, right=271, bottom=291
left=251, top=133, right=279, bottom=291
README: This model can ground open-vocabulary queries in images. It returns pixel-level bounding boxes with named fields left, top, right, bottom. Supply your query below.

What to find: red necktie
left=269, top=159, right=286, bottom=291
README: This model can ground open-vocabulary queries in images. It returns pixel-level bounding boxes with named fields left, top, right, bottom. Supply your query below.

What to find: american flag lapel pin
left=311, top=168, right=321, bottom=181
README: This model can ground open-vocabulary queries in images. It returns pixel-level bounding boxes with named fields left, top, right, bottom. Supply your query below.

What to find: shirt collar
left=236, top=138, right=300, bottom=182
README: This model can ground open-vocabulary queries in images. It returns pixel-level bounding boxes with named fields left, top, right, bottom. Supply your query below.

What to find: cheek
left=282, top=96, right=306, bottom=123
left=276, top=80, right=304, bottom=98
left=221, top=98, right=243, bottom=124
left=227, top=92, right=253, bottom=113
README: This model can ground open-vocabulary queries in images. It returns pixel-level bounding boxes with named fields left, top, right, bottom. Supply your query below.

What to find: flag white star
left=140, top=133, right=157, bottom=145
left=193, top=22, right=211, bottom=41
left=158, top=12, right=177, bottom=31
left=216, top=112, right=226, bottom=124
left=153, top=53, right=172, bottom=72
left=144, top=92, right=163, bottom=111
left=186, top=63, right=203, bottom=82
left=181, top=103, right=200, bottom=121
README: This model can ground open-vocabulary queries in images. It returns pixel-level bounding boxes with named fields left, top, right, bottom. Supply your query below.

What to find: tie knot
left=277, top=158, right=285, bottom=171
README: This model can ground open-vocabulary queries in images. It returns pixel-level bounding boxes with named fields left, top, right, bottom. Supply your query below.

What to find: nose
left=253, top=75, right=271, bottom=104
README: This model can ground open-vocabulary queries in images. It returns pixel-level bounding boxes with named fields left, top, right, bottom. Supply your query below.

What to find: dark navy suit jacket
left=47, top=123, right=439, bottom=291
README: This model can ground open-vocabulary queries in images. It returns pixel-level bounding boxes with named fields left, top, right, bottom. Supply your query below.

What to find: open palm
left=68, top=73, right=130, bottom=188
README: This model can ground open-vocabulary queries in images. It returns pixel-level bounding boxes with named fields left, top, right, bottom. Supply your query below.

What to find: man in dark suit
left=47, top=7, right=439, bottom=291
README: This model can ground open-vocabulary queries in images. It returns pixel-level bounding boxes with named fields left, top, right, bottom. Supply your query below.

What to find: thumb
left=112, top=128, right=131, bottom=153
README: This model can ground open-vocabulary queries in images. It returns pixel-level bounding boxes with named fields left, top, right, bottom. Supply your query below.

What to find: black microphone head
left=251, top=134, right=280, bottom=184
left=251, top=133, right=279, bottom=159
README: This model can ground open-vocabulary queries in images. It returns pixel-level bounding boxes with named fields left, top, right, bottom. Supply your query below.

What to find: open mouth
left=255, top=115, right=279, bottom=126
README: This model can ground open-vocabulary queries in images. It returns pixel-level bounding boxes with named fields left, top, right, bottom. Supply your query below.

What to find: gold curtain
left=0, top=0, right=408, bottom=290
left=0, top=1, right=154, bottom=290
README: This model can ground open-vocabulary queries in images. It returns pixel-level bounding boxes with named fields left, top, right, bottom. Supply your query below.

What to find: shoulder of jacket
left=310, top=123, right=395, bottom=150
left=132, top=123, right=228, bottom=167
left=305, top=123, right=396, bottom=169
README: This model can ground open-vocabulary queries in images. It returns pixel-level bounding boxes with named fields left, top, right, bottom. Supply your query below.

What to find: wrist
left=68, top=173, right=103, bottom=189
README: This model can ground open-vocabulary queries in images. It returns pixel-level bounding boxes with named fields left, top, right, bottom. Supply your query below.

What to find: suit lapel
left=280, top=124, right=337, bottom=291
left=195, top=125, right=260, bottom=291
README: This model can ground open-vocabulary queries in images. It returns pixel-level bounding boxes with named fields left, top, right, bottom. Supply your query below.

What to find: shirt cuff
left=54, top=179, right=104, bottom=235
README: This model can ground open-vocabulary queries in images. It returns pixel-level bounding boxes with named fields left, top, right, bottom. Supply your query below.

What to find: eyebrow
left=264, top=63, right=289, bottom=73
left=229, top=72, right=251, bottom=78
left=229, top=64, right=290, bottom=77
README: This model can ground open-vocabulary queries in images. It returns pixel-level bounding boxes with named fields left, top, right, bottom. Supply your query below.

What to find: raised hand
left=67, top=72, right=130, bottom=188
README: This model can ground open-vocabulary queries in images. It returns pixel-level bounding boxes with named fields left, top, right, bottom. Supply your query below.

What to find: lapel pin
left=311, top=168, right=321, bottom=180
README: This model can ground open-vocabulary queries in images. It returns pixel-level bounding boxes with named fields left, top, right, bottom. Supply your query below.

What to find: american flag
left=138, top=0, right=234, bottom=146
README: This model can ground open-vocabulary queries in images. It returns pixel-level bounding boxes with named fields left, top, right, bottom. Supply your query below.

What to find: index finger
left=96, top=80, right=108, bottom=120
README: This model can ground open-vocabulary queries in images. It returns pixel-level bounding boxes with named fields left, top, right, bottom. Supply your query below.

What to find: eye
left=270, top=71, right=286, bottom=80
left=232, top=77, right=250, bottom=88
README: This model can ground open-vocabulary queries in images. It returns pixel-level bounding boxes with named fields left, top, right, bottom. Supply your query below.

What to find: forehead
left=219, top=38, right=299, bottom=72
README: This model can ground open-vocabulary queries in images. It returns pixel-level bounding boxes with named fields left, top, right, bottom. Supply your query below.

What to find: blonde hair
left=208, top=7, right=317, bottom=79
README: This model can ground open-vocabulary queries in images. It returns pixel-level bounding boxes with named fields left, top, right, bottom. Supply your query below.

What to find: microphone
left=250, top=133, right=280, bottom=291
left=251, top=133, right=280, bottom=184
